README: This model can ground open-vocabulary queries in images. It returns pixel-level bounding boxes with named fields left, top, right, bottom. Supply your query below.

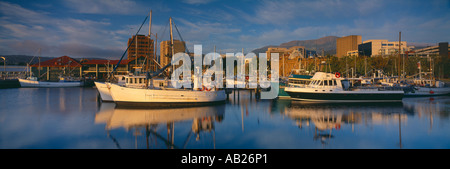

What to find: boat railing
left=377, top=86, right=404, bottom=91
left=288, top=83, right=307, bottom=88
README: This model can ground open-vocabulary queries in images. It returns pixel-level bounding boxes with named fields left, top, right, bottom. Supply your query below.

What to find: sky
left=0, top=0, right=449, bottom=59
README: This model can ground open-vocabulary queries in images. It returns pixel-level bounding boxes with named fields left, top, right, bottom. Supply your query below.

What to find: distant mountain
left=252, top=36, right=339, bottom=56
left=0, top=55, right=54, bottom=66
left=0, top=55, right=107, bottom=66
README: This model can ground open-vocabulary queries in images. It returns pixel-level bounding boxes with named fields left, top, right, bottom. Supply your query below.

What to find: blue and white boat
left=285, top=72, right=404, bottom=102
left=19, top=76, right=82, bottom=88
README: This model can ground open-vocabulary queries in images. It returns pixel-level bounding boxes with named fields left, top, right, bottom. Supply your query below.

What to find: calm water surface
left=1, top=87, right=449, bottom=149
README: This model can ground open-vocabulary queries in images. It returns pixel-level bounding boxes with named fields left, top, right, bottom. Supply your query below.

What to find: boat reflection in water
left=95, top=103, right=225, bottom=149
left=284, top=101, right=407, bottom=146
left=402, top=96, right=450, bottom=130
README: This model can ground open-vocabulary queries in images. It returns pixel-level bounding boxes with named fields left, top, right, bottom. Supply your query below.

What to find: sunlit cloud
left=63, top=0, right=146, bottom=15
left=0, top=0, right=448, bottom=58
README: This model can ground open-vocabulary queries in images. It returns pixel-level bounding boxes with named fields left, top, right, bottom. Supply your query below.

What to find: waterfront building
left=346, top=50, right=359, bottom=57
left=358, top=39, right=412, bottom=57
left=160, top=40, right=186, bottom=67
left=266, top=46, right=306, bottom=77
left=336, top=35, right=362, bottom=57
left=30, top=56, right=82, bottom=81
left=81, top=59, right=133, bottom=80
left=412, top=42, right=449, bottom=57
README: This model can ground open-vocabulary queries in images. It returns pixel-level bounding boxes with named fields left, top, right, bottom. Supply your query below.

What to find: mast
left=170, top=17, right=174, bottom=74
left=398, top=31, right=402, bottom=77
left=146, top=10, right=152, bottom=73
left=38, top=48, right=41, bottom=78
left=149, top=10, right=152, bottom=38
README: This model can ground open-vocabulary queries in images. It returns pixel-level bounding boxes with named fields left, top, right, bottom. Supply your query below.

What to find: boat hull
left=285, top=87, right=404, bottom=102
left=94, top=82, right=114, bottom=102
left=19, top=78, right=82, bottom=88
left=278, top=86, right=291, bottom=99
left=404, top=87, right=450, bottom=97
left=109, top=83, right=227, bottom=108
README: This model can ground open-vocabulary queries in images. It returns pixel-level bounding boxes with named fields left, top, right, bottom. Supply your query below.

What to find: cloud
left=0, top=1, right=52, bottom=24
left=0, top=1, right=127, bottom=57
left=63, top=0, right=146, bottom=15
left=182, top=0, right=217, bottom=5
left=6, top=40, right=123, bottom=59
left=170, top=18, right=241, bottom=53
left=246, top=0, right=386, bottom=25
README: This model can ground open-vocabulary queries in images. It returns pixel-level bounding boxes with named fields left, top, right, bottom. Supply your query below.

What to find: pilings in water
left=226, top=87, right=262, bottom=101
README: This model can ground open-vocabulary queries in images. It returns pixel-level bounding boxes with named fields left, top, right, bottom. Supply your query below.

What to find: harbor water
left=0, top=87, right=449, bottom=149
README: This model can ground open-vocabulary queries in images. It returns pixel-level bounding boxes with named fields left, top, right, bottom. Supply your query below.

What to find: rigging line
left=110, top=13, right=149, bottom=77
left=158, top=19, right=170, bottom=43
left=23, top=48, right=42, bottom=72
left=173, top=22, right=190, bottom=54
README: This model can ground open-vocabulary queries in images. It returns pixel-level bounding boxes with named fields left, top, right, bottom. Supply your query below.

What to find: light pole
left=1, top=56, right=5, bottom=71
left=1, top=56, right=5, bottom=79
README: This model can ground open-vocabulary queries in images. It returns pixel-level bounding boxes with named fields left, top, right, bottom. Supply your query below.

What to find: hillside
left=0, top=55, right=108, bottom=65
left=0, top=55, right=54, bottom=66
left=252, top=36, right=339, bottom=56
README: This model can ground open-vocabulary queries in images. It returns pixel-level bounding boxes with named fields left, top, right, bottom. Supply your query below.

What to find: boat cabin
left=413, top=79, right=444, bottom=87
left=118, top=75, right=170, bottom=89
left=121, top=75, right=147, bottom=88
left=287, top=74, right=312, bottom=88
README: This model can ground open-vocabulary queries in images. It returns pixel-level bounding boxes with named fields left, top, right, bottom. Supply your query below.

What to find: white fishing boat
left=403, top=60, right=450, bottom=96
left=95, top=75, right=169, bottom=102
left=94, top=81, right=113, bottom=102
left=109, top=80, right=226, bottom=107
left=284, top=72, right=404, bottom=102
left=405, top=79, right=450, bottom=96
left=19, top=76, right=82, bottom=88
left=103, top=16, right=227, bottom=107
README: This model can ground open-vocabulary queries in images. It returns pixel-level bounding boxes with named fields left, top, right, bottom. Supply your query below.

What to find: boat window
left=333, top=80, right=337, bottom=86
left=122, top=77, right=125, bottom=80
left=139, top=78, right=143, bottom=84
left=319, top=80, right=323, bottom=86
left=324, top=80, right=328, bottom=86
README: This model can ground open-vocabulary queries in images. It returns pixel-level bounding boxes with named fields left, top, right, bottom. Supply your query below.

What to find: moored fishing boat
left=404, top=79, right=450, bottom=97
left=19, top=76, right=82, bottom=88
left=101, top=15, right=227, bottom=108
left=285, top=72, right=404, bottom=102
left=279, top=74, right=312, bottom=99
left=109, top=83, right=226, bottom=107
left=94, top=81, right=113, bottom=102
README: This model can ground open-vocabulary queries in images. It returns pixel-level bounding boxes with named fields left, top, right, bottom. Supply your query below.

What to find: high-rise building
left=127, top=34, right=156, bottom=72
left=336, top=35, right=362, bottom=57
left=358, top=39, right=411, bottom=57
left=439, top=42, right=449, bottom=58
left=160, top=40, right=186, bottom=67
